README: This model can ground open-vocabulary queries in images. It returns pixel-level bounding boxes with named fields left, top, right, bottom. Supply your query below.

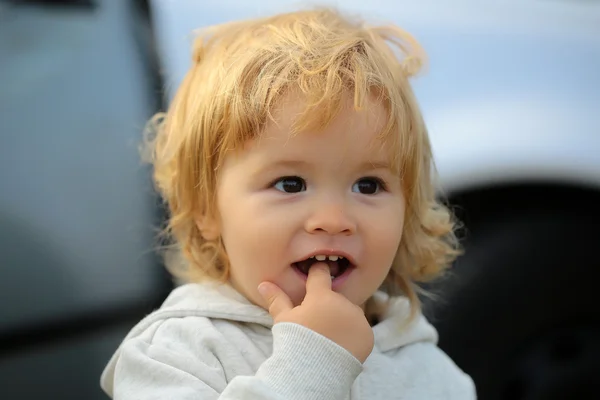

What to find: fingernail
left=257, top=283, right=269, bottom=298
left=315, top=263, right=329, bottom=272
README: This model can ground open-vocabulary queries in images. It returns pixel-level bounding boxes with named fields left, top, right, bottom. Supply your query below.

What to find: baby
left=101, top=8, right=476, bottom=399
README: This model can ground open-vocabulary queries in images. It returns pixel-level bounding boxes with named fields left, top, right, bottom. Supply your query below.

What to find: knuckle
left=266, top=291, right=279, bottom=305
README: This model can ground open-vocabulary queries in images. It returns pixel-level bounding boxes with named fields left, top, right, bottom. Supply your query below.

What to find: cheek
left=219, top=208, right=293, bottom=280
left=370, top=205, right=404, bottom=242
left=367, top=207, right=405, bottom=268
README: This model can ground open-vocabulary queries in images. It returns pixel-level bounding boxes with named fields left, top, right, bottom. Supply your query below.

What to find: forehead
left=251, top=93, right=391, bottom=160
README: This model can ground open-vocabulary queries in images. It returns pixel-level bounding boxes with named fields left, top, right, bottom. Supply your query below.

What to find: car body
left=149, top=0, right=600, bottom=193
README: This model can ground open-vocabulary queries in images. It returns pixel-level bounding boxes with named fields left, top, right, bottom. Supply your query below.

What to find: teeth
left=311, top=254, right=342, bottom=261
left=331, top=275, right=335, bottom=280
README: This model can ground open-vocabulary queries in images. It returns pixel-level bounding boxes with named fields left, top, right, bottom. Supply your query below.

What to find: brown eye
left=273, top=176, right=306, bottom=193
left=352, top=178, right=383, bottom=195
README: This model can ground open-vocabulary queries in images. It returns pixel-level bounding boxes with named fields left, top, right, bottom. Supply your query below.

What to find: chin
left=289, top=290, right=307, bottom=307
left=339, top=287, right=371, bottom=307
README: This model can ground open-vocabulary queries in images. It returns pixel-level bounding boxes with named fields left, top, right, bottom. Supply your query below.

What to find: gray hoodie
left=100, top=282, right=475, bottom=399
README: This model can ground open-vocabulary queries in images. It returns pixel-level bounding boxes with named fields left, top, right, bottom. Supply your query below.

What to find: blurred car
left=0, top=1, right=169, bottom=399
left=149, top=0, right=600, bottom=399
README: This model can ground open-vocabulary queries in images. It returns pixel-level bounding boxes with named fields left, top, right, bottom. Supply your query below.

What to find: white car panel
left=149, top=0, right=600, bottom=194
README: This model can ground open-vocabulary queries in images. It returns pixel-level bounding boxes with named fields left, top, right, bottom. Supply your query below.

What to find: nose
left=304, top=200, right=357, bottom=236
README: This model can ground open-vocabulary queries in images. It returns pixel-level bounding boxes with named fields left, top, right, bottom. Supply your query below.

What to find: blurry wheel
left=427, top=201, right=600, bottom=400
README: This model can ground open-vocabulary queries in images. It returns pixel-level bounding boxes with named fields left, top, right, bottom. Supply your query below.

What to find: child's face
left=209, top=94, right=405, bottom=309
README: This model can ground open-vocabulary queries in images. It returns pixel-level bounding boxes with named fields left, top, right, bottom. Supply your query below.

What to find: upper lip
left=292, top=249, right=357, bottom=266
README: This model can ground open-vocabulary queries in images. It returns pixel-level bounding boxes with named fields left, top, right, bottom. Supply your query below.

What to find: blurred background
left=0, top=0, right=599, bottom=399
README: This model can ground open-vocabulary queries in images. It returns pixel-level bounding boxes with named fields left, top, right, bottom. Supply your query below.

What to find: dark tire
left=425, top=201, right=600, bottom=400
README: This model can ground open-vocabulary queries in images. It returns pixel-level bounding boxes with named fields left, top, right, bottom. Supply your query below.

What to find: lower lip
left=292, top=264, right=354, bottom=290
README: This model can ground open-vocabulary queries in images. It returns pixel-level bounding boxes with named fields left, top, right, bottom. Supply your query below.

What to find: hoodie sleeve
left=105, top=318, right=362, bottom=400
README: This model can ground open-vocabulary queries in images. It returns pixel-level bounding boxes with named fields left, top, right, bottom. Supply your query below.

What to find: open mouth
left=293, top=255, right=352, bottom=279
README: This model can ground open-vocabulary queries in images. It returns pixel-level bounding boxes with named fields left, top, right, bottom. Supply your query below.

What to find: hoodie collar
left=369, top=291, right=439, bottom=352
left=111, top=282, right=438, bottom=358
left=160, top=283, right=438, bottom=352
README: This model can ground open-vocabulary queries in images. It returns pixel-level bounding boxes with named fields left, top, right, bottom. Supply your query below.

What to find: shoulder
left=101, top=283, right=273, bottom=397
left=113, top=282, right=274, bottom=367
left=392, top=342, right=476, bottom=398
left=110, top=316, right=233, bottom=381
left=127, top=314, right=231, bottom=359
left=117, top=282, right=273, bottom=351
left=100, top=315, right=230, bottom=397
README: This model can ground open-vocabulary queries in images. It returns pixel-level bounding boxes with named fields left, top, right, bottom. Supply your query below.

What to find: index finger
left=306, top=262, right=332, bottom=293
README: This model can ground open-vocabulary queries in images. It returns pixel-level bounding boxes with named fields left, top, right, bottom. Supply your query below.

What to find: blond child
left=101, top=8, right=476, bottom=399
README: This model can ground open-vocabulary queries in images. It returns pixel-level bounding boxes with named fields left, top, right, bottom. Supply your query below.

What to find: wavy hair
left=142, top=8, right=461, bottom=318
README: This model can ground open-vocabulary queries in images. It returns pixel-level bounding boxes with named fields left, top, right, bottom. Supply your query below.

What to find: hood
left=369, top=291, right=438, bottom=352
left=100, top=282, right=438, bottom=392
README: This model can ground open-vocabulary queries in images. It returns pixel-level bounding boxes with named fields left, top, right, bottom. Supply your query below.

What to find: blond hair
left=143, top=8, right=461, bottom=316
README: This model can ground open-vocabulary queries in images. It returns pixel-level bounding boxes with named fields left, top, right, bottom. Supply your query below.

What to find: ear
left=196, top=215, right=220, bottom=241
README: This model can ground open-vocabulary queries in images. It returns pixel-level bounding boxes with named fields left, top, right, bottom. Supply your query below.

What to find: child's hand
left=258, top=264, right=374, bottom=363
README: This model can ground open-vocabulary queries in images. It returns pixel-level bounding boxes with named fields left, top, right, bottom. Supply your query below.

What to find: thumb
left=258, top=282, right=293, bottom=320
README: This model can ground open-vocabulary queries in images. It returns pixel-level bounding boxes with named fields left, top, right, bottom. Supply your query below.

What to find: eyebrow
left=267, top=160, right=312, bottom=168
left=255, top=159, right=391, bottom=175
left=252, top=160, right=312, bottom=176
left=360, top=161, right=392, bottom=171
